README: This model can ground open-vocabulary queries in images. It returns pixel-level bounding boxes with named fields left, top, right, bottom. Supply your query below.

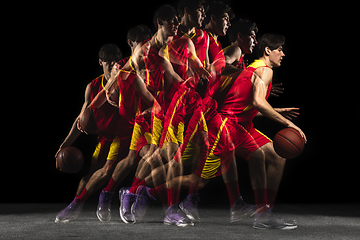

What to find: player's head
left=98, top=44, right=122, bottom=80
left=153, top=4, right=180, bottom=37
left=127, top=25, right=152, bottom=54
left=256, top=34, right=285, bottom=68
left=228, top=19, right=258, bottom=54
left=204, top=1, right=234, bottom=36
left=177, top=0, right=208, bottom=28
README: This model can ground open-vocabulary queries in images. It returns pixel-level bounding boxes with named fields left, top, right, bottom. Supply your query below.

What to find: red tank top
left=90, top=75, right=132, bottom=139
left=116, top=70, right=143, bottom=127
left=219, top=59, right=273, bottom=126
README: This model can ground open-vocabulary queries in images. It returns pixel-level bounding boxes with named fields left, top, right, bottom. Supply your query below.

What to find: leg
left=248, top=148, right=267, bottom=208
left=261, top=142, right=286, bottom=207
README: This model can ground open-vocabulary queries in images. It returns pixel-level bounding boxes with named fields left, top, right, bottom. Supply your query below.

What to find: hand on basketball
left=276, top=107, right=300, bottom=120
left=270, top=83, right=284, bottom=97
left=288, top=123, right=307, bottom=143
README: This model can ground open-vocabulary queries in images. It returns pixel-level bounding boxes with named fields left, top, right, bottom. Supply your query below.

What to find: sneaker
left=132, top=186, right=155, bottom=221
left=55, top=198, right=84, bottom=223
left=164, top=203, right=194, bottom=227
left=96, top=190, right=114, bottom=222
left=119, top=187, right=136, bottom=224
left=230, top=196, right=256, bottom=222
left=253, top=205, right=297, bottom=230
left=179, top=194, right=201, bottom=222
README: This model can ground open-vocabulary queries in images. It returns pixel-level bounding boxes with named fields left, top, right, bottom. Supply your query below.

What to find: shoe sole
left=96, top=209, right=111, bottom=222
left=253, top=223, right=298, bottom=230
left=164, top=220, right=194, bottom=227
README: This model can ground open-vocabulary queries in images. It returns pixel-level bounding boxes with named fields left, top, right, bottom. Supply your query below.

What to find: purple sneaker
left=179, top=194, right=201, bottom=222
left=164, top=203, right=194, bottom=227
left=119, top=187, right=136, bottom=224
left=55, top=198, right=84, bottom=223
left=96, top=190, right=114, bottom=222
left=230, top=196, right=256, bottom=222
left=132, top=186, right=156, bottom=221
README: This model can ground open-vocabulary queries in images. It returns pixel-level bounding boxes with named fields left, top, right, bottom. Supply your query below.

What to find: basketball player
left=129, top=1, right=235, bottom=225
left=180, top=34, right=306, bottom=230
left=101, top=5, right=210, bottom=224
left=55, top=44, right=128, bottom=223
left=55, top=26, right=153, bottom=222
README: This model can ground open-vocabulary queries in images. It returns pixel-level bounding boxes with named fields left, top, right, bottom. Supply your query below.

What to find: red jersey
left=208, top=32, right=225, bottom=75
left=218, top=59, right=273, bottom=127
left=237, top=54, right=246, bottom=70
left=90, top=75, right=132, bottom=139
left=145, top=45, right=181, bottom=113
left=177, top=28, right=208, bottom=66
left=116, top=70, right=143, bottom=127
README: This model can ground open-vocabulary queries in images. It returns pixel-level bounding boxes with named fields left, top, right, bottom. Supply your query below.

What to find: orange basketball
left=56, top=147, right=84, bottom=173
left=273, top=128, right=305, bottom=159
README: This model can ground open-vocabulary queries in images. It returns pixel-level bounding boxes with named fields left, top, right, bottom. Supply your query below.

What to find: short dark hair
left=204, top=1, right=234, bottom=25
left=153, top=4, right=178, bottom=29
left=98, top=43, right=122, bottom=62
left=255, top=34, right=285, bottom=58
left=177, top=0, right=208, bottom=18
left=127, top=25, right=152, bottom=43
left=228, top=19, right=258, bottom=43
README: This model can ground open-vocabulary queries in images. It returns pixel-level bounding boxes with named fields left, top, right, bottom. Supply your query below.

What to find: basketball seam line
left=277, top=133, right=301, bottom=152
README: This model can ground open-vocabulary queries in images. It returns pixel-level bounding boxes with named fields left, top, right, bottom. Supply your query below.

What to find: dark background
left=5, top=1, right=358, bottom=205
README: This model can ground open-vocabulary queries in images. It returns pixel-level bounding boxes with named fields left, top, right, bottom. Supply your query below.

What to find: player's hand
left=76, top=116, right=88, bottom=135
left=270, top=83, right=284, bottom=97
left=288, top=123, right=307, bottom=143
left=106, top=88, right=119, bottom=108
left=141, top=107, right=152, bottom=117
left=276, top=107, right=300, bottom=120
left=196, top=67, right=211, bottom=81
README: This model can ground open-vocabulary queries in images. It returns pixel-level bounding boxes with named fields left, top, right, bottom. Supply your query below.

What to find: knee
left=250, top=148, right=265, bottom=163
left=146, top=153, right=162, bottom=169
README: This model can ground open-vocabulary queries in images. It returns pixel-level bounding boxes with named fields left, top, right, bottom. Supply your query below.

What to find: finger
left=289, top=111, right=300, bottom=115
left=273, top=87, right=285, bottom=91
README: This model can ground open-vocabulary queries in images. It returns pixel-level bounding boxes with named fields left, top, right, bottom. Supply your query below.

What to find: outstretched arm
left=252, top=69, right=307, bottom=142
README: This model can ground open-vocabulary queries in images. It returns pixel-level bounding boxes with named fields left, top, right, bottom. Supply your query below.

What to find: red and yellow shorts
left=159, top=86, right=203, bottom=149
left=235, top=125, right=272, bottom=160
left=129, top=115, right=152, bottom=154
left=91, top=135, right=131, bottom=164
left=194, top=98, right=260, bottom=180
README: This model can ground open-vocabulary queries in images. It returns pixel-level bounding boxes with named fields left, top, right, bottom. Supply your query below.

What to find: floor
left=0, top=203, right=359, bottom=239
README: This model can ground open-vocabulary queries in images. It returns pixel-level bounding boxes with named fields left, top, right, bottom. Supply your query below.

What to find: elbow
left=252, top=99, right=265, bottom=111
left=252, top=100, right=261, bottom=110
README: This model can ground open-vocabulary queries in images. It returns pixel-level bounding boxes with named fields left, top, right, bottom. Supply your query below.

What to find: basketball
left=273, top=128, right=305, bottom=159
left=56, top=147, right=84, bottom=173
left=79, top=107, right=97, bottom=134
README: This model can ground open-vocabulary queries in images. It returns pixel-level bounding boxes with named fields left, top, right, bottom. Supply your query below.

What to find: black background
left=5, top=1, right=358, bottom=205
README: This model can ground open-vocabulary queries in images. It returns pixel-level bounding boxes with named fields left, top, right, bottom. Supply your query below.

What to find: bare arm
left=252, top=68, right=307, bottom=142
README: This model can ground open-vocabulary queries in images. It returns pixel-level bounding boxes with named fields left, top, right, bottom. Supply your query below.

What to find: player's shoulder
left=224, top=45, right=241, bottom=57
left=254, top=66, right=273, bottom=84
left=90, top=74, right=104, bottom=86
